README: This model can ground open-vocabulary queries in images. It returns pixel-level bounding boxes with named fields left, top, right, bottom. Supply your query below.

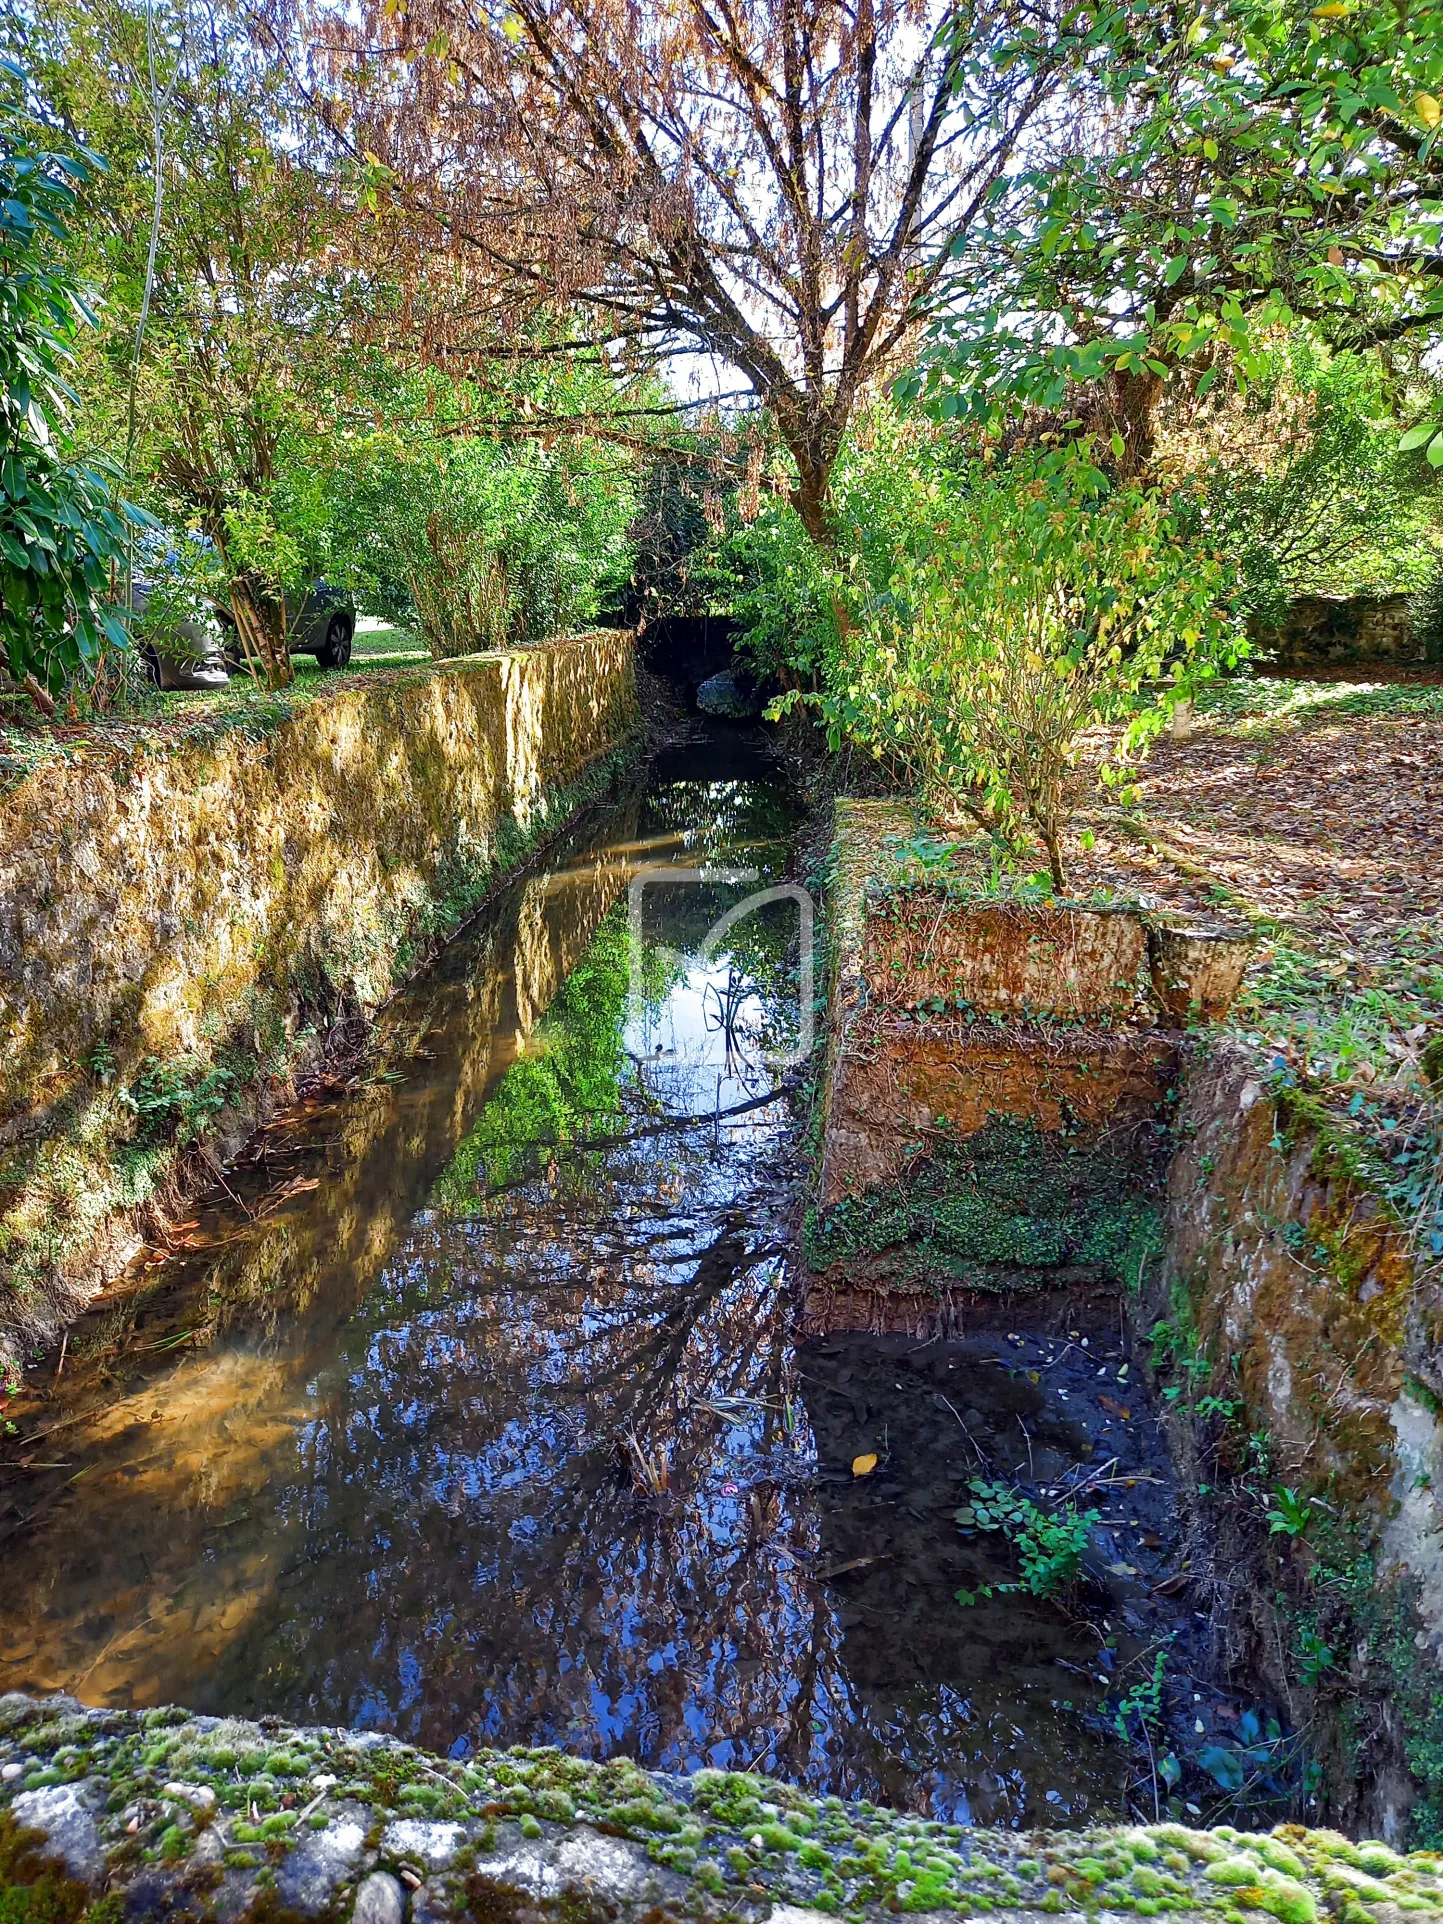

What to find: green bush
left=0, top=79, right=144, bottom=704
left=1410, top=566, right=1443, bottom=665
left=1160, top=342, right=1442, bottom=626
left=775, top=440, right=1242, bottom=888
left=326, top=370, right=638, bottom=654
left=717, top=405, right=969, bottom=686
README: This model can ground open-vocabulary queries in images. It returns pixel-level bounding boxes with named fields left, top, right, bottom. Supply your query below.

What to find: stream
left=0, top=728, right=1234, bottom=1830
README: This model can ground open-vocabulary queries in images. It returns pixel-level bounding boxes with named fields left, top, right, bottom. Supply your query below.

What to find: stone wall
left=808, top=801, right=1250, bottom=1304
left=5, top=1692, right=1441, bottom=1924
left=0, top=634, right=637, bottom=1369
left=1158, top=1041, right=1442, bottom=1842
left=1255, top=594, right=1427, bottom=669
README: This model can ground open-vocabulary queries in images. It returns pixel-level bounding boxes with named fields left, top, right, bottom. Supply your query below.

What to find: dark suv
left=219, top=583, right=356, bottom=671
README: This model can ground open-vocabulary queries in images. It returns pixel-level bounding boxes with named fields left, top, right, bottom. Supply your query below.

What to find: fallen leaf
left=1100, top=1395, right=1131, bottom=1420
left=852, top=1453, right=878, bottom=1477
left=818, top=1554, right=886, bottom=1580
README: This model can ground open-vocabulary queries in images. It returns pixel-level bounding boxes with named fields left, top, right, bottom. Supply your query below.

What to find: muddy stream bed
left=0, top=730, right=1270, bottom=1831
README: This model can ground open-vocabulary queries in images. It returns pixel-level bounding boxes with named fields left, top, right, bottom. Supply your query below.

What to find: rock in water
left=695, top=669, right=763, bottom=719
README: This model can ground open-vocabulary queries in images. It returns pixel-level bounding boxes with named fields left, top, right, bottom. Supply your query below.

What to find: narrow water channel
left=0, top=730, right=1219, bottom=1831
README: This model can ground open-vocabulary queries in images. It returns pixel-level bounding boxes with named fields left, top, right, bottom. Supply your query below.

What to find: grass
left=1192, top=675, right=1443, bottom=735
left=1125, top=673, right=1443, bottom=1266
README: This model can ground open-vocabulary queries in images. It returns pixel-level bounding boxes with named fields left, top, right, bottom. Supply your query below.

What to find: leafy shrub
left=326, top=371, right=638, bottom=654
left=1158, top=342, right=1442, bottom=626
left=0, top=85, right=144, bottom=704
left=117, top=1055, right=237, bottom=1146
left=716, top=405, right=971, bottom=686
left=779, top=441, right=1241, bottom=888
left=1411, top=565, right=1443, bottom=665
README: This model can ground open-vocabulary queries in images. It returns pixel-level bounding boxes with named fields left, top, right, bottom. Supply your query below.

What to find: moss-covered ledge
left=2, top=1695, right=1439, bottom=1924
left=0, top=632, right=637, bottom=1372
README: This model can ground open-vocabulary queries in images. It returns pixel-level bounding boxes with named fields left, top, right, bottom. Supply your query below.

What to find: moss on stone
left=11, top=1697, right=1443, bottom=1924
left=806, top=1112, right=1164, bottom=1290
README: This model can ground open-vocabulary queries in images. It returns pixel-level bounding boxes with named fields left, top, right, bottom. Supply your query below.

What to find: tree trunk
left=789, top=457, right=837, bottom=555
left=229, top=579, right=294, bottom=691
left=1107, top=367, right=1164, bottom=480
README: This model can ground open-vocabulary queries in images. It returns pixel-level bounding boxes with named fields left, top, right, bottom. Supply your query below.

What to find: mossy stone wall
left=1158, top=1040, right=1443, bottom=1843
left=0, top=633, right=637, bottom=1369
left=5, top=1693, right=1443, bottom=1924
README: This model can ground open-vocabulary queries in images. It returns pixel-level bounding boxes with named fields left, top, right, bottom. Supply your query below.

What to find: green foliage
left=1411, top=564, right=1443, bottom=665
left=1266, top=1486, right=1315, bottom=1538
left=0, top=73, right=142, bottom=698
left=771, top=437, right=1242, bottom=886
left=307, top=338, right=642, bottom=653
left=116, top=1052, right=238, bottom=1146
left=332, top=414, right=636, bottom=655
left=912, top=0, right=1443, bottom=431
left=717, top=407, right=971, bottom=686
left=806, top=1114, right=1164, bottom=1288
left=1114, top=1647, right=1170, bottom=1743
left=1164, top=344, right=1442, bottom=624
left=954, top=1476, right=1099, bottom=1602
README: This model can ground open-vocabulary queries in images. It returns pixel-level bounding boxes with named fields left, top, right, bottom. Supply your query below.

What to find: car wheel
left=315, top=614, right=353, bottom=669
left=141, top=643, right=163, bottom=687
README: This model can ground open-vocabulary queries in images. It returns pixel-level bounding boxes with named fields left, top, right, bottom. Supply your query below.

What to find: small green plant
left=117, top=1055, right=237, bottom=1146
left=1114, top=1646, right=1170, bottom=1743
left=1195, top=1394, right=1240, bottom=1421
left=1266, top=1486, right=1314, bottom=1537
left=954, top=1477, right=1099, bottom=1603
left=1296, top=1626, right=1336, bottom=1684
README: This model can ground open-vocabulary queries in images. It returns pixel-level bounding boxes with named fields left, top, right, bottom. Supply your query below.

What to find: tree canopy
left=285, top=0, right=1119, bottom=541
left=905, top=0, right=1443, bottom=468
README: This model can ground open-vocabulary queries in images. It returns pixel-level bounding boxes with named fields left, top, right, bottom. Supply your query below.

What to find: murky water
left=0, top=731, right=1213, bottom=1828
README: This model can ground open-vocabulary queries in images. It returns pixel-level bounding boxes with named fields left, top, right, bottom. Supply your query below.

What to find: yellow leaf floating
left=852, top=1453, right=878, bottom=1477
left=1418, top=93, right=1442, bottom=129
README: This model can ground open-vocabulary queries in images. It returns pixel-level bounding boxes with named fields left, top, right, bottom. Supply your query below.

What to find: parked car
left=131, top=577, right=232, bottom=692
left=133, top=525, right=358, bottom=686
left=289, top=581, right=356, bottom=669
left=217, top=582, right=356, bottom=671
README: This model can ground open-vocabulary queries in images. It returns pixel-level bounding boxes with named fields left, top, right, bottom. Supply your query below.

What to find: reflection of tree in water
left=433, top=858, right=806, bottom=1210
left=200, top=1116, right=861, bottom=1782
left=645, top=778, right=796, bottom=872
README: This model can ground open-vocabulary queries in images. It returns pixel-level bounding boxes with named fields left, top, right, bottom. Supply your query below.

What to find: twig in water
left=623, top=1429, right=670, bottom=1495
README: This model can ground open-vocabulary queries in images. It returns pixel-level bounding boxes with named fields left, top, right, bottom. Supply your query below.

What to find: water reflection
left=0, top=730, right=1142, bottom=1828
